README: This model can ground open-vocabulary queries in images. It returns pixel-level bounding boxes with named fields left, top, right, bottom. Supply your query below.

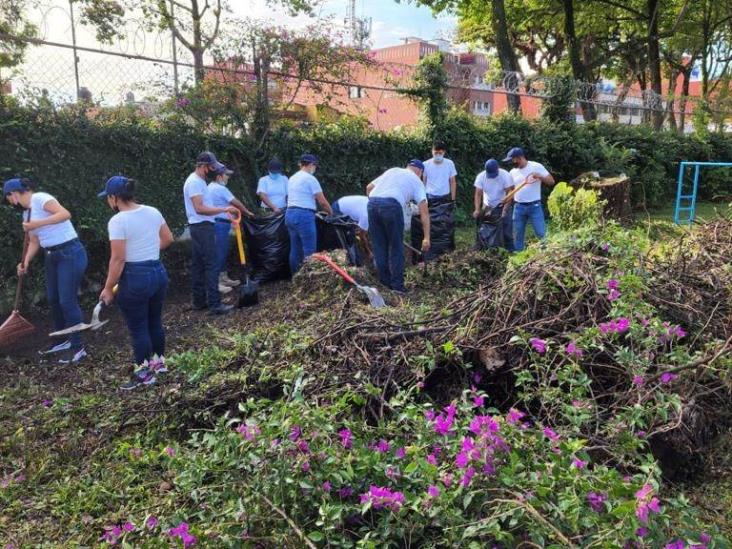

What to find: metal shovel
left=312, top=253, right=386, bottom=309
left=48, top=285, right=117, bottom=337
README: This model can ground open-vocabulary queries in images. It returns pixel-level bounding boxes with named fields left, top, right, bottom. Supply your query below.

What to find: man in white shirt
left=256, top=159, right=288, bottom=213
left=366, top=160, right=431, bottom=294
left=503, top=147, right=555, bottom=251
left=422, top=141, right=458, bottom=202
left=332, top=195, right=372, bottom=260
left=183, top=151, right=237, bottom=315
left=473, top=159, right=515, bottom=251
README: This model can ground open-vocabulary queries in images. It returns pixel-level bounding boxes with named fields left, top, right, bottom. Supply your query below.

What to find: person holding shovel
left=207, top=163, right=255, bottom=293
left=285, top=154, right=333, bottom=274
left=98, top=176, right=174, bottom=390
left=366, top=160, right=431, bottom=294
left=473, top=159, right=515, bottom=252
left=3, top=177, right=88, bottom=363
left=183, top=151, right=238, bottom=316
left=503, top=147, right=555, bottom=252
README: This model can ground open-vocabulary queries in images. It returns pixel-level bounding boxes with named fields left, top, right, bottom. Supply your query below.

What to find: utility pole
left=68, top=0, right=81, bottom=99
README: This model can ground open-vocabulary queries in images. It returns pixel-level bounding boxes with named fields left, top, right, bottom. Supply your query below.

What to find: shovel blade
left=237, top=278, right=260, bottom=308
left=49, top=322, right=92, bottom=337
left=358, top=285, right=386, bottom=309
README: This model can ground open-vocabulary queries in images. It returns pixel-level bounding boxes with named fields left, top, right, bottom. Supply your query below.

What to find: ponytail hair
left=115, top=178, right=137, bottom=202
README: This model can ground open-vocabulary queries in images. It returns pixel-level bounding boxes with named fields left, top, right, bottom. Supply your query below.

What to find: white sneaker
left=219, top=274, right=240, bottom=287
left=39, top=340, right=72, bottom=355
left=58, top=347, right=87, bottom=364
left=218, top=283, right=232, bottom=294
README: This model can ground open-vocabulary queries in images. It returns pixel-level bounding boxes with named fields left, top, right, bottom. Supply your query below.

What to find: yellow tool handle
left=233, top=218, right=247, bottom=266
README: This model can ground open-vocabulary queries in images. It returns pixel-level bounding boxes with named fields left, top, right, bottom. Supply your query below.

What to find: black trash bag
left=477, top=219, right=505, bottom=250
left=316, top=213, right=361, bottom=266
left=411, top=200, right=455, bottom=262
left=243, top=212, right=290, bottom=283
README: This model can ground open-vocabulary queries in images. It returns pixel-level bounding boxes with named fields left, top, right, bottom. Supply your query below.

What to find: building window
left=349, top=86, right=364, bottom=99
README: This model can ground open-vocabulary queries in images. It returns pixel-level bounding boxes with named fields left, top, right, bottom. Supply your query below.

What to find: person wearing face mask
left=208, top=162, right=255, bottom=293
left=98, top=176, right=174, bottom=390
left=183, top=151, right=238, bottom=316
left=285, top=153, right=333, bottom=274
left=4, top=177, right=89, bottom=363
left=503, top=147, right=555, bottom=252
left=256, top=159, right=288, bottom=214
left=422, top=141, right=458, bottom=203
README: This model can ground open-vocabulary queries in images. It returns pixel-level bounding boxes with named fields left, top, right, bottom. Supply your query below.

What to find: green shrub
left=547, top=182, right=604, bottom=231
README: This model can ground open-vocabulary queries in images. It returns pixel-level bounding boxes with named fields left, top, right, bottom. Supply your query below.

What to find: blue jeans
left=501, top=204, right=515, bottom=252
left=285, top=207, right=317, bottom=274
left=214, top=219, right=231, bottom=275
left=368, top=197, right=405, bottom=291
left=513, top=201, right=546, bottom=252
left=44, top=239, right=88, bottom=348
left=190, top=222, right=220, bottom=308
left=117, top=260, right=168, bottom=365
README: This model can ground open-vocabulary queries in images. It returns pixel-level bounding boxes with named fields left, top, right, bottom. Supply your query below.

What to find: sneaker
left=120, top=368, right=157, bottom=391
left=218, top=283, right=233, bottom=294
left=58, top=347, right=87, bottom=364
left=39, top=340, right=72, bottom=355
left=149, top=355, right=167, bottom=374
left=219, top=274, right=241, bottom=287
left=208, top=304, right=234, bottom=316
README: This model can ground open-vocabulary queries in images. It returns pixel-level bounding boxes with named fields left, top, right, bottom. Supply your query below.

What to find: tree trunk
left=666, top=64, right=679, bottom=132
left=646, top=0, right=664, bottom=129
left=678, top=67, right=691, bottom=133
left=491, top=0, right=521, bottom=113
left=562, top=0, right=595, bottom=121
left=191, top=0, right=204, bottom=83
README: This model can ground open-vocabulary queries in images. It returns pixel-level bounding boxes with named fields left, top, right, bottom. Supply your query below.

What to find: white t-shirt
left=423, top=158, right=457, bottom=197
left=256, top=174, right=288, bottom=209
left=29, top=192, right=78, bottom=248
left=183, top=172, right=214, bottom=224
left=207, top=182, right=235, bottom=210
left=287, top=171, right=323, bottom=210
left=368, top=168, right=427, bottom=208
left=108, top=205, right=165, bottom=262
left=474, top=169, right=514, bottom=207
left=509, top=160, right=550, bottom=203
left=335, top=195, right=369, bottom=230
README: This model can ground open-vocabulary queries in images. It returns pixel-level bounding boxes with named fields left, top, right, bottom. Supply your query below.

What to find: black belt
left=288, top=206, right=316, bottom=212
left=44, top=238, right=79, bottom=252
left=214, top=218, right=231, bottom=223
left=516, top=200, right=541, bottom=205
left=189, top=221, right=214, bottom=226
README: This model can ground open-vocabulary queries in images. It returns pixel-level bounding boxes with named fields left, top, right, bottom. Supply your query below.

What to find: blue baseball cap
left=212, top=162, right=233, bottom=176
left=196, top=151, right=219, bottom=165
left=408, top=159, right=425, bottom=171
left=300, top=153, right=319, bottom=165
left=3, top=178, right=26, bottom=195
left=98, top=175, right=131, bottom=198
left=502, top=147, right=525, bottom=162
left=485, top=159, right=499, bottom=177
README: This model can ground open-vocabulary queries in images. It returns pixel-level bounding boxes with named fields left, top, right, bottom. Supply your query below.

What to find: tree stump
left=571, top=172, right=632, bottom=222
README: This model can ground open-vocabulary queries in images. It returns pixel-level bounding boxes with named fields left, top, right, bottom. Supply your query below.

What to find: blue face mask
left=269, top=171, right=281, bottom=177
left=433, top=153, right=444, bottom=162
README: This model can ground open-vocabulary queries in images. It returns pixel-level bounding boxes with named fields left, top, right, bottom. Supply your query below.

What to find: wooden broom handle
left=14, top=210, right=31, bottom=311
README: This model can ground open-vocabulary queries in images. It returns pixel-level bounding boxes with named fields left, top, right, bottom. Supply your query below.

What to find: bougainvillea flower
left=122, top=522, right=135, bottom=532
left=607, top=279, right=620, bottom=290
left=587, top=491, right=607, bottom=512
left=529, top=338, right=547, bottom=354
left=375, top=439, right=390, bottom=453
left=565, top=341, right=584, bottom=358
left=632, top=375, right=644, bottom=387
left=338, top=428, right=352, bottom=449
left=660, top=372, right=678, bottom=384
left=289, top=426, right=302, bottom=442
left=507, top=408, right=525, bottom=425
left=572, top=457, right=587, bottom=469
left=473, top=395, right=485, bottom=407
left=543, top=427, right=560, bottom=443
left=145, top=516, right=158, bottom=529
left=359, top=485, right=405, bottom=511
left=395, top=447, right=406, bottom=459
left=322, top=481, right=332, bottom=492
left=427, top=485, right=440, bottom=498
left=608, top=288, right=622, bottom=301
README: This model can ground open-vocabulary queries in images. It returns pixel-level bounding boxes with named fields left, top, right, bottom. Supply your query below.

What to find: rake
left=0, top=212, right=36, bottom=348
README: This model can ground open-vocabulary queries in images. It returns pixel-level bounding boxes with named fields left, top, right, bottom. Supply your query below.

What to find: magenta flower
left=165, top=446, right=176, bottom=457
left=572, top=457, right=587, bottom=469
left=506, top=408, right=525, bottom=425
left=635, top=484, right=662, bottom=523
left=660, top=372, right=678, bottom=384
left=100, top=525, right=122, bottom=544
left=565, top=341, right=584, bottom=358
left=636, top=527, right=648, bottom=537
left=289, top=425, right=302, bottom=442
left=301, top=461, right=310, bottom=472
left=543, top=427, right=560, bottom=443
left=168, top=522, right=197, bottom=549
left=427, top=485, right=440, bottom=498
left=322, top=481, right=332, bottom=492
left=600, top=317, right=631, bottom=335
left=529, top=337, right=546, bottom=354
left=338, top=428, right=352, bottom=449
left=426, top=453, right=437, bottom=465
left=472, top=372, right=482, bottom=384
left=296, top=439, right=310, bottom=453
left=455, top=450, right=469, bottom=469
left=359, top=485, right=405, bottom=511
left=587, top=491, right=607, bottom=512
left=632, top=375, right=644, bottom=387
left=145, top=516, right=158, bottom=529
left=433, top=403, right=457, bottom=436
left=607, top=279, right=620, bottom=290
left=441, top=473, right=454, bottom=487
left=460, top=466, right=476, bottom=487
left=175, top=97, right=191, bottom=108
left=338, top=486, right=353, bottom=498
left=473, top=395, right=485, bottom=407
left=608, top=288, right=622, bottom=301
left=665, top=541, right=685, bottom=549
left=601, top=243, right=610, bottom=252
left=375, top=439, right=390, bottom=453
left=424, top=409, right=435, bottom=421
left=42, top=399, right=53, bottom=408
left=122, top=521, right=135, bottom=532
left=395, top=447, right=406, bottom=459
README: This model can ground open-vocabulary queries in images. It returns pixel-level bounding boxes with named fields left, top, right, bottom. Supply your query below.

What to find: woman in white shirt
left=3, top=177, right=88, bottom=363
left=98, top=176, right=174, bottom=390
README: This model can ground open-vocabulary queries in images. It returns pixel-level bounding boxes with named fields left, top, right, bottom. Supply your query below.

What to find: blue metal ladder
left=674, top=161, right=732, bottom=225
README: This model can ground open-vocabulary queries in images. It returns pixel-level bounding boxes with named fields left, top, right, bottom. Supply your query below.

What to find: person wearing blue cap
left=256, top=159, right=289, bottom=214
left=285, top=154, right=333, bottom=273
left=366, top=161, right=431, bottom=294
left=473, top=158, right=515, bottom=251
left=502, top=147, right=555, bottom=251
left=208, top=162, right=255, bottom=292
left=183, top=151, right=238, bottom=315
left=98, top=176, right=174, bottom=390
left=4, top=177, right=88, bottom=363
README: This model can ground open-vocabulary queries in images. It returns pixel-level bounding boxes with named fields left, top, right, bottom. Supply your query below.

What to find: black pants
left=189, top=222, right=220, bottom=308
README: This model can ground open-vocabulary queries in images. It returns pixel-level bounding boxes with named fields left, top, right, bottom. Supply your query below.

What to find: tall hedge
left=1, top=104, right=730, bottom=309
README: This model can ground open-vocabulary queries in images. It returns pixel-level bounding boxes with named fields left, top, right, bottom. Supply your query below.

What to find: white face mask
left=433, top=153, right=444, bottom=163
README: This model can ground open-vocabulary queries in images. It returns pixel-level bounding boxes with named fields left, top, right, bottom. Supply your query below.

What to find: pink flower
left=338, top=486, right=353, bottom=498
left=660, top=372, right=678, bottom=384
left=665, top=541, right=685, bottom=549
left=289, top=426, right=302, bottom=442
left=359, top=485, right=405, bottom=511
left=338, top=428, right=352, bottom=449
left=433, top=403, right=457, bottom=436
left=572, top=457, right=587, bottom=469
left=635, top=484, right=661, bottom=524
left=424, top=409, right=435, bottom=421
left=395, top=447, right=406, bottom=459
left=543, top=427, right=560, bottom=443
left=607, top=279, right=620, bottom=290
left=42, top=399, right=53, bottom=408
left=632, top=375, right=644, bottom=387
left=473, top=395, right=485, bottom=407
left=529, top=338, right=546, bottom=354
left=460, top=466, right=476, bottom=487
left=165, top=446, right=176, bottom=457
left=301, top=461, right=310, bottom=472
left=587, top=491, right=606, bottom=512
left=608, top=288, right=622, bottom=301
left=426, top=454, right=437, bottom=465
left=375, top=439, right=390, bottom=453
left=600, top=317, right=631, bottom=335
left=565, top=341, right=584, bottom=358
left=122, top=521, right=135, bottom=532
left=145, top=516, right=158, bottom=529
left=441, top=473, right=454, bottom=487
left=322, top=481, right=332, bottom=492
left=506, top=408, right=525, bottom=425
left=427, top=485, right=440, bottom=498
left=636, top=527, right=648, bottom=537
left=168, top=523, right=197, bottom=548
left=472, top=372, right=482, bottom=384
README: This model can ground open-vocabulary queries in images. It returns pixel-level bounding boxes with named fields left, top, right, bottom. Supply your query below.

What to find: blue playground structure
left=674, top=161, right=732, bottom=225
